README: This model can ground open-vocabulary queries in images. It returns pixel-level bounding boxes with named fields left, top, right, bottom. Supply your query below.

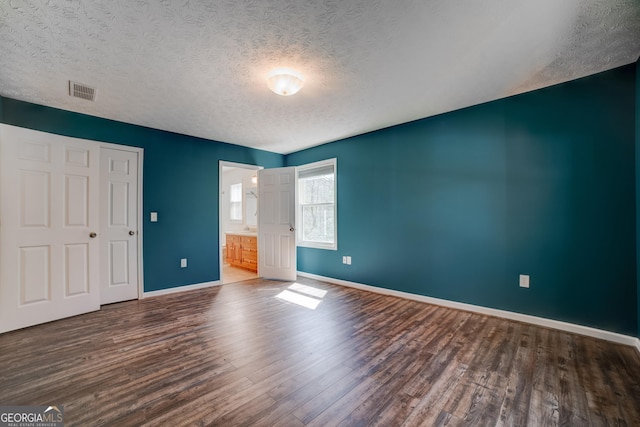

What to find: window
left=230, top=182, right=243, bottom=221
left=297, top=159, right=337, bottom=250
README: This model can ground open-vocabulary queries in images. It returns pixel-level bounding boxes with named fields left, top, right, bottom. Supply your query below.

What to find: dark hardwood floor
left=1, top=277, right=639, bottom=426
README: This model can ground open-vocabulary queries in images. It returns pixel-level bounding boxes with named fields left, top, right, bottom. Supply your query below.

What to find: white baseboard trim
left=142, top=280, right=222, bottom=299
left=298, top=271, right=640, bottom=351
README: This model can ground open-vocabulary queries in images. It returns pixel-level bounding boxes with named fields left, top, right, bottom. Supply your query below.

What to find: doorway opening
left=219, top=161, right=262, bottom=284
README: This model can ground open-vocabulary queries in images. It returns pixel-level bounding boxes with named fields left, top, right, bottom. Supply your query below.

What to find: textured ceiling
left=1, top=1, right=639, bottom=154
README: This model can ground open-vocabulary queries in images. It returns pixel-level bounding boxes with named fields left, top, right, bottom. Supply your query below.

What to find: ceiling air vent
left=69, top=81, right=96, bottom=101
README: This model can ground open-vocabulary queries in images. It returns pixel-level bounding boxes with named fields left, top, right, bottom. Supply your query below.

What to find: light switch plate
left=519, top=274, right=530, bottom=288
left=150, top=212, right=158, bottom=222
left=181, top=258, right=187, bottom=268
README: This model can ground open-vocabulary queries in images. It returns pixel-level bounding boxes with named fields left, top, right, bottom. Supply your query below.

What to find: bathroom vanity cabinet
left=226, top=233, right=258, bottom=272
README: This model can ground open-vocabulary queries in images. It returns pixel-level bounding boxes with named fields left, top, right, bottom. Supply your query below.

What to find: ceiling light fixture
left=267, top=68, right=303, bottom=96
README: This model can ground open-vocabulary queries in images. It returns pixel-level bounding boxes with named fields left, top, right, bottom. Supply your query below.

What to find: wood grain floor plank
left=307, top=340, right=422, bottom=427
left=335, top=342, right=437, bottom=426
left=265, top=353, right=350, bottom=402
left=496, top=330, right=537, bottom=426
left=292, top=337, right=409, bottom=424
left=556, top=333, right=593, bottom=426
left=441, top=368, right=507, bottom=426
left=527, top=388, right=560, bottom=427
left=401, top=362, right=468, bottom=426
left=247, top=363, right=355, bottom=427
left=370, top=393, right=421, bottom=427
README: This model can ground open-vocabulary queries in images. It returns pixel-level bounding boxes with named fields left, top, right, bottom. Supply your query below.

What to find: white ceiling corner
left=0, top=0, right=639, bottom=154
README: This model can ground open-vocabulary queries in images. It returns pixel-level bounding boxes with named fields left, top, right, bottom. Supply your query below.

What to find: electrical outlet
left=150, top=212, right=158, bottom=222
left=181, top=258, right=187, bottom=268
left=519, top=274, right=529, bottom=288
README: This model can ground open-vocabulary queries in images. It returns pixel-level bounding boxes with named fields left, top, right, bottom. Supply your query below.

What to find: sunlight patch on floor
left=275, top=283, right=327, bottom=309
left=288, top=282, right=328, bottom=298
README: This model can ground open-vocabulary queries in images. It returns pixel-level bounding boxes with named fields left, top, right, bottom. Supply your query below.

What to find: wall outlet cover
left=519, top=274, right=530, bottom=288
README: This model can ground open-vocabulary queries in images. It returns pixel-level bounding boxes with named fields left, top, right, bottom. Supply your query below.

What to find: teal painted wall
left=0, top=98, right=284, bottom=292
left=287, top=64, right=637, bottom=335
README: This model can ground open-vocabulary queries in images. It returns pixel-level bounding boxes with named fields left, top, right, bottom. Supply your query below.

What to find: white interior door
left=258, top=167, right=297, bottom=281
left=0, top=124, right=100, bottom=333
left=100, top=147, right=139, bottom=304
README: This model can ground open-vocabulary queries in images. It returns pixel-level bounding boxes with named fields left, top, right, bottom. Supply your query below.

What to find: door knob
left=289, top=226, right=295, bottom=232
left=89, top=232, right=97, bottom=238
left=129, top=230, right=135, bottom=236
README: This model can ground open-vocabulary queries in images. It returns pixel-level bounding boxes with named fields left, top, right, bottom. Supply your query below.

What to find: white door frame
left=100, top=142, right=144, bottom=300
left=219, top=161, right=262, bottom=283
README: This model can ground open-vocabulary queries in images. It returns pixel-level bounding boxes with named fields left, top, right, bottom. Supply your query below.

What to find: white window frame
left=229, top=182, right=243, bottom=222
left=296, top=158, right=337, bottom=250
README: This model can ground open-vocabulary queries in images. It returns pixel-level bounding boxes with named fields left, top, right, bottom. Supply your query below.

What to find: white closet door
left=99, top=147, right=139, bottom=304
left=0, top=124, right=100, bottom=333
